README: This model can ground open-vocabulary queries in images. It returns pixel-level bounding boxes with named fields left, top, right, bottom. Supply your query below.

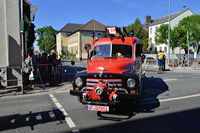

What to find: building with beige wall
left=56, top=20, right=106, bottom=59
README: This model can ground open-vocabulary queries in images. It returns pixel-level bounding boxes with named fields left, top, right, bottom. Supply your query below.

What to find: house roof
left=59, top=23, right=83, bottom=34
left=77, top=19, right=106, bottom=31
left=59, top=19, right=107, bottom=36
left=148, top=9, right=192, bottom=27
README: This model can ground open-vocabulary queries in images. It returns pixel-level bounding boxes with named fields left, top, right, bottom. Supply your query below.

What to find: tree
left=127, top=18, right=148, bottom=50
left=24, top=21, right=36, bottom=53
left=155, top=24, right=180, bottom=53
left=178, top=15, right=200, bottom=54
left=36, top=26, right=57, bottom=53
left=155, top=24, right=168, bottom=44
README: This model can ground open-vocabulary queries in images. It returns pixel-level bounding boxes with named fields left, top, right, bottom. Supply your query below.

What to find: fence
left=143, top=58, right=200, bottom=68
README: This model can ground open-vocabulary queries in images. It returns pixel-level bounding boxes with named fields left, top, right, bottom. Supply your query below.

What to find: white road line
left=48, top=94, right=78, bottom=130
left=163, top=78, right=177, bottom=82
left=49, top=112, right=55, bottom=118
left=160, top=93, right=200, bottom=102
left=65, top=117, right=76, bottom=128
left=139, top=93, right=200, bottom=105
left=26, top=117, right=29, bottom=122
left=36, top=114, right=42, bottom=120
left=72, top=129, right=80, bottom=133
left=11, top=119, right=15, bottom=123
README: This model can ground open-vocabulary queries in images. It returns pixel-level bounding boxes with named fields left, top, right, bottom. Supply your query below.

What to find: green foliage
left=67, top=51, right=76, bottom=60
left=25, top=22, right=36, bottom=53
left=155, top=15, right=200, bottom=53
left=178, top=15, right=200, bottom=50
left=36, top=26, right=57, bottom=53
left=155, top=24, right=169, bottom=44
left=126, top=18, right=148, bottom=50
left=59, top=50, right=67, bottom=60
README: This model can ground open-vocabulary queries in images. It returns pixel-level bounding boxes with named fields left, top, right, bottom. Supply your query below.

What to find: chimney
left=145, top=16, right=151, bottom=24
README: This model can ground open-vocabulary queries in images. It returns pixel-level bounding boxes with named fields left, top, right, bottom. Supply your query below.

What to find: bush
left=67, top=51, right=76, bottom=60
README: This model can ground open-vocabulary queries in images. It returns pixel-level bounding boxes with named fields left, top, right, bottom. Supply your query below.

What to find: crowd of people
left=22, top=50, right=61, bottom=89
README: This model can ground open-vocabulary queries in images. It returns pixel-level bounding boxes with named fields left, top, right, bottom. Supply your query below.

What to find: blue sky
left=29, top=0, right=200, bottom=30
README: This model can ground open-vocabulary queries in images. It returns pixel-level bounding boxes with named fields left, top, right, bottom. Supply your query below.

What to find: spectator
left=0, top=69, right=5, bottom=88
left=39, top=52, right=48, bottom=84
left=182, top=54, right=186, bottom=67
left=22, top=52, right=34, bottom=89
left=48, top=50, right=59, bottom=86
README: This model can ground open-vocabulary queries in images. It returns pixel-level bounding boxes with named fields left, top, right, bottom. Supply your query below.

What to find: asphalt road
left=0, top=69, right=200, bottom=133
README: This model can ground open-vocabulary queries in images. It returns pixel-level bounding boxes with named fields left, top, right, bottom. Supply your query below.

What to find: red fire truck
left=70, top=27, right=145, bottom=112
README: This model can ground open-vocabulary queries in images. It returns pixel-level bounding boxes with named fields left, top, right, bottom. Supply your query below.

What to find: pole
left=167, top=0, right=171, bottom=65
left=187, top=31, right=190, bottom=67
left=20, top=0, right=24, bottom=94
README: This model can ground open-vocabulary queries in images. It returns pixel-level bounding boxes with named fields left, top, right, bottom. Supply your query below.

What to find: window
left=92, top=44, right=132, bottom=58
left=97, top=33, right=102, bottom=39
left=164, top=47, right=167, bottom=53
left=150, top=28, right=152, bottom=34
left=149, top=38, right=152, bottom=44
left=160, top=47, right=162, bottom=51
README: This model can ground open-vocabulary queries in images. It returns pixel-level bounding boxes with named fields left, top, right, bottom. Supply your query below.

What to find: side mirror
left=71, top=60, right=75, bottom=66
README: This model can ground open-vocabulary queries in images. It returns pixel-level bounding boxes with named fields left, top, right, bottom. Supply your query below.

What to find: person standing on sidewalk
left=22, top=52, right=35, bottom=89
left=156, top=50, right=166, bottom=71
left=182, top=54, right=186, bottom=67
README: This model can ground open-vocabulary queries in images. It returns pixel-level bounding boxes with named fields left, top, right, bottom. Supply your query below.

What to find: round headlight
left=127, top=78, right=136, bottom=88
left=75, top=77, right=83, bottom=87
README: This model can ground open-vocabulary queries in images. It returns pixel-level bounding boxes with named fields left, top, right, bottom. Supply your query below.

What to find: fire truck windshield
left=93, top=44, right=132, bottom=58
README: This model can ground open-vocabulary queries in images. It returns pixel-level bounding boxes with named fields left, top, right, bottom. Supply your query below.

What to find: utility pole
left=167, top=0, right=171, bottom=65
left=187, top=31, right=190, bottom=67
left=20, top=0, right=24, bottom=94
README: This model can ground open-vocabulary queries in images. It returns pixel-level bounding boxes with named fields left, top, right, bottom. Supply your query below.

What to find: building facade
left=0, top=0, right=37, bottom=86
left=146, top=9, right=194, bottom=54
left=56, top=20, right=106, bottom=59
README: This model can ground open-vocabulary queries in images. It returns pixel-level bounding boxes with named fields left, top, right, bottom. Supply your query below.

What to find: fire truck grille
left=86, top=78, right=122, bottom=90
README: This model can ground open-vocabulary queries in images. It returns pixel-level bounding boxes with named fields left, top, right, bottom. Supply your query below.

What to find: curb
left=0, top=82, right=72, bottom=98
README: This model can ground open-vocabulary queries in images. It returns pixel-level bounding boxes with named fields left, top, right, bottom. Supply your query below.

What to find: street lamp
left=167, top=0, right=171, bottom=65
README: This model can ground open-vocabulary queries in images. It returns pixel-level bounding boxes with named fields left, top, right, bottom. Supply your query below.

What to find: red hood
left=87, top=58, right=133, bottom=74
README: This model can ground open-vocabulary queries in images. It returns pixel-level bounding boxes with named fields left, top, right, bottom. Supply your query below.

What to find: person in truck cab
left=116, top=52, right=123, bottom=57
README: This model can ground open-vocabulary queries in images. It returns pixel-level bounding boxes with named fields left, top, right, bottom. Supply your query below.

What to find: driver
left=116, top=52, right=123, bottom=57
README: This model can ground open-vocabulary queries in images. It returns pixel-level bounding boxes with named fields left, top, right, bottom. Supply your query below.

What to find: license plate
left=86, top=105, right=109, bottom=112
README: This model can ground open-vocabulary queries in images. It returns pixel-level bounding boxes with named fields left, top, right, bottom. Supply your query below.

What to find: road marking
left=163, top=78, right=177, bottom=82
left=49, top=112, right=55, bottom=118
left=26, top=117, right=29, bottom=122
left=139, top=93, right=200, bottom=105
left=36, top=114, right=42, bottom=120
left=11, top=119, right=15, bottom=123
left=160, top=93, right=200, bottom=102
left=49, top=94, right=79, bottom=131
left=72, top=129, right=80, bottom=133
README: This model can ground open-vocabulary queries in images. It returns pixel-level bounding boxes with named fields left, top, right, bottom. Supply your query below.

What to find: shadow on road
left=97, top=77, right=169, bottom=121
left=0, top=108, right=65, bottom=131
left=78, top=107, right=200, bottom=133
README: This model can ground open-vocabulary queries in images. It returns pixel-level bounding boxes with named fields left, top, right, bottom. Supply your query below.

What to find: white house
left=146, top=9, right=194, bottom=54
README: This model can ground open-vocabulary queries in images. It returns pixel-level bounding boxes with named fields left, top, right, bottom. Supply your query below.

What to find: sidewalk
left=143, top=65, right=200, bottom=73
left=0, top=82, right=71, bottom=98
